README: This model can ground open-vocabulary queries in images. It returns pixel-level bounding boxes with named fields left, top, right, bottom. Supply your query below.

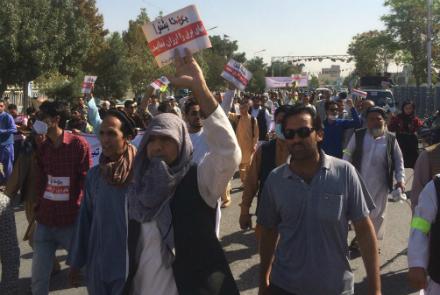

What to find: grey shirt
left=257, top=153, right=374, bottom=295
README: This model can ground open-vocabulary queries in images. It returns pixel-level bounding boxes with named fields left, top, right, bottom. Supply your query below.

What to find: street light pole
left=427, top=0, right=433, bottom=115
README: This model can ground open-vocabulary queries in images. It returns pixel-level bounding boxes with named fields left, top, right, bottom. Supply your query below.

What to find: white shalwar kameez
left=408, top=180, right=440, bottom=295
left=344, top=131, right=404, bottom=239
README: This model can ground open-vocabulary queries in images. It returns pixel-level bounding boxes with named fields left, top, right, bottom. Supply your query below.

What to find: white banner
left=142, top=5, right=211, bottom=67
left=265, top=77, right=294, bottom=89
left=81, top=132, right=145, bottom=167
left=221, top=59, right=252, bottom=91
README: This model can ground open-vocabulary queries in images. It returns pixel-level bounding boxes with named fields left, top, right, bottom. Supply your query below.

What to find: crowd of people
left=0, top=49, right=439, bottom=295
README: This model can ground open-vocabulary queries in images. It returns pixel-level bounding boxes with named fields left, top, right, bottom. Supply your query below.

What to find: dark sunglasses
left=283, top=127, right=315, bottom=139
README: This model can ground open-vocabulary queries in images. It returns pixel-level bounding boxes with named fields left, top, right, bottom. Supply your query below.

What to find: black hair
left=7, top=104, right=17, bottom=110
left=274, top=105, right=295, bottom=119
left=338, top=92, right=348, bottom=100
left=401, top=100, right=415, bottom=114
left=104, top=109, right=137, bottom=139
left=124, top=100, right=135, bottom=108
left=324, top=100, right=338, bottom=111
left=281, top=104, right=323, bottom=133
left=26, top=107, right=36, bottom=116
left=184, top=99, right=199, bottom=115
left=39, top=100, right=70, bottom=129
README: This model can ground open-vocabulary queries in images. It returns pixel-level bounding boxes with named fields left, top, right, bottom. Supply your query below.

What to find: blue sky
left=96, top=0, right=390, bottom=75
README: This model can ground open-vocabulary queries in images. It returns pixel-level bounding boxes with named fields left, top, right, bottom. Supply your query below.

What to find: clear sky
left=96, top=0, right=390, bottom=75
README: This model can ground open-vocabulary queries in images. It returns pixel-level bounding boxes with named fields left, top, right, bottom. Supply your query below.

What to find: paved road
left=11, top=170, right=419, bottom=294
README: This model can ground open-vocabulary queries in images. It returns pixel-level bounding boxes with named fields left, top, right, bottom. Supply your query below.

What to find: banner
left=81, top=131, right=145, bottom=167
left=291, top=74, right=309, bottom=87
left=142, top=5, right=211, bottom=67
left=82, top=76, right=97, bottom=94
left=151, top=76, right=170, bottom=92
left=221, top=59, right=252, bottom=91
left=351, top=88, right=368, bottom=98
left=265, top=77, right=294, bottom=89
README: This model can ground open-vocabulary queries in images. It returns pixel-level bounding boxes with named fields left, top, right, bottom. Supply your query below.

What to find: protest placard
left=142, top=5, right=211, bottom=67
left=81, top=76, right=97, bottom=94
left=221, top=59, right=252, bottom=91
left=150, top=76, right=170, bottom=92
left=351, top=88, right=368, bottom=98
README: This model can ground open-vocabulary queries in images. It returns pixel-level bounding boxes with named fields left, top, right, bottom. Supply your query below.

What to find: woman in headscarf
left=124, top=49, right=241, bottom=295
left=68, top=109, right=137, bottom=294
left=388, top=101, right=423, bottom=168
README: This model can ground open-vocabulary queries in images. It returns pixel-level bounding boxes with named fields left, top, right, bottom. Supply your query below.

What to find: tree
left=93, top=33, right=132, bottom=99
left=0, top=0, right=91, bottom=105
left=267, top=61, right=302, bottom=77
left=348, top=30, right=398, bottom=76
left=74, top=0, right=108, bottom=74
left=123, top=8, right=174, bottom=98
left=309, top=75, right=320, bottom=89
left=246, top=57, right=267, bottom=93
left=382, top=0, right=440, bottom=86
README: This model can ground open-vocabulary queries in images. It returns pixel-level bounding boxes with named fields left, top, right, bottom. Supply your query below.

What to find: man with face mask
left=239, top=105, right=293, bottom=237
left=321, top=99, right=361, bottom=158
left=344, top=106, right=405, bottom=244
left=32, top=101, right=92, bottom=295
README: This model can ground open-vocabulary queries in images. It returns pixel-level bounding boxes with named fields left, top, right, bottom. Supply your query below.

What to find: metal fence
left=393, top=85, right=440, bottom=118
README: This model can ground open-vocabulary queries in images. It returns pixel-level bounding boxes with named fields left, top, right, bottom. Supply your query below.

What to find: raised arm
left=341, top=99, right=361, bottom=129
left=169, top=48, right=241, bottom=208
left=86, top=96, right=102, bottom=135
left=220, top=84, right=236, bottom=114
left=0, top=114, right=16, bottom=135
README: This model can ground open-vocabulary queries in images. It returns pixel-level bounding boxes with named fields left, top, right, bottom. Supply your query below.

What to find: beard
left=288, top=142, right=317, bottom=161
left=369, top=126, right=385, bottom=138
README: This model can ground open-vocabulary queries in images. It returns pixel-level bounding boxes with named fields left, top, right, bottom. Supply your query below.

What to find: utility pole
left=427, top=0, right=433, bottom=116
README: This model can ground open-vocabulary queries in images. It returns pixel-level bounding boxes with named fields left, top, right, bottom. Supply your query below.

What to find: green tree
left=246, top=57, right=267, bottom=93
left=0, top=0, right=90, bottom=105
left=382, top=0, right=440, bottom=86
left=123, top=8, right=174, bottom=97
left=348, top=30, right=398, bottom=76
left=74, top=0, right=108, bottom=74
left=267, top=61, right=302, bottom=77
left=93, top=33, right=132, bottom=99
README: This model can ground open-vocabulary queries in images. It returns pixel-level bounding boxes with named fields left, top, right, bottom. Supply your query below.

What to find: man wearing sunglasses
left=257, top=105, right=380, bottom=295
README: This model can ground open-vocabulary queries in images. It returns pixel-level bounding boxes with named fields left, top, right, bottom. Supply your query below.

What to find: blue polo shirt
left=257, top=152, right=375, bottom=295
left=0, top=111, right=16, bottom=146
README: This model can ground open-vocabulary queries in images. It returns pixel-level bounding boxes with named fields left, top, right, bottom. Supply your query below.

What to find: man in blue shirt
left=0, top=99, right=17, bottom=185
left=322, top=99, right=361, bottom=158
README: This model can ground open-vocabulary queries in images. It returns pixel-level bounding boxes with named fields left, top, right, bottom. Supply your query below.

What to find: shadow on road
left=355, top=270, right=417, bottom=295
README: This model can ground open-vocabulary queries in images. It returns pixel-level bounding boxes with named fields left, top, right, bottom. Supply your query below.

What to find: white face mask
left=275, top=123, right=285, bottom=140
left=32, top=120, right=48, bottom=135
left=327, top=114, right=337, bottom=121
